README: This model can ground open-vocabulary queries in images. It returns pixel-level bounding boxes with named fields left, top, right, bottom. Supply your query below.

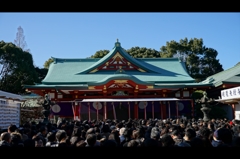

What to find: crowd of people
left=1, top=117, right=240, bottom=147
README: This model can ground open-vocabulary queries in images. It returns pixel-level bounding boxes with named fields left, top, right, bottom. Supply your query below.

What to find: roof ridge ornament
left=115, top=39, right=120, bottom=47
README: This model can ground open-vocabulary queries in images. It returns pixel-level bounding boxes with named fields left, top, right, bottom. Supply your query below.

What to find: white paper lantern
left=139, top=101, right=148, bottom=109
left=93, top=102, right=102, bottom=110
left=52, top=104, right=61, bottom=113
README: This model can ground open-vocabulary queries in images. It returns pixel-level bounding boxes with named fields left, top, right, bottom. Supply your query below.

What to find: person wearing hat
left=211, top=128, right=232, bottom=147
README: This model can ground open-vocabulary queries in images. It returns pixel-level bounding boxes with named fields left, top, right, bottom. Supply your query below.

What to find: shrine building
left=24, top=40, right=213, bottom=120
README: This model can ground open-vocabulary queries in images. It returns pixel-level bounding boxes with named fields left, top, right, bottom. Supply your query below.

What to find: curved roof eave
left=88, top=74, right=155, bottom=86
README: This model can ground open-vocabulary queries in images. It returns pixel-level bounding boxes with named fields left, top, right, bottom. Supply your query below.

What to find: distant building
left=201, top=62, right=240, bottom=119
left=0, top=90, right=24, bottom=129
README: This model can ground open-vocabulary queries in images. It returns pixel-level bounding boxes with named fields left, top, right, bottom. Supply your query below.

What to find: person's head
left=72, top=127, right=82, bottom=137
left=123, top=128, right=133, bottom=140
left=85, top=128, right=95, bottom=138
left=39, top=126, right=48, bottom=136
left=184, top=128, right=196, bottom=141
left=47, top=132, right=56, bottom=142
left=213, top=128, right=232, bottom=145
left=160, top=127, right=169, bottom=137
left=161, top=134, right=175, bottom=147
left=102, top=125, right=110, bottom=133
left=0, top=132, right=11, bottom=143
left=127, top=140, right=139, bottom=147
left=119, top=127, right=126, bottom=136
left=150, top=127, right=160, bottom=140
left=8, top=124, right=17, bottom=133
left=170, top=130, right=180, bottom=139
left=56, top=130, right=67, bottom=142
left=132, top=130, right=141, bottom=139
left=198, top=127, right=211, bottom=140
left=86, top=134, right=96, bottom=147
left=108, top=132, right=120, bottom=145
left=208, top=122, right=215, bottom=130
left=10, top=132, right=24, bottom=147
left=33, top=135, right=43, bottom=147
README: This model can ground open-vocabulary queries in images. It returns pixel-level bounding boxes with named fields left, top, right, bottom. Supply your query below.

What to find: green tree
left=43, top=58, right=54, bottom=69
left=160, top=38, right=223, bottom=82
left=90, top=47, right=160, bottom=58
left=0, top=41, right=38, bottom=94
left=126, top=47, right=160, bottom=58
left=14, top=26, right=30, bottom=52
left=90, top=50, right=110, bottom=58
left=35, top=67, right=48, bottom=82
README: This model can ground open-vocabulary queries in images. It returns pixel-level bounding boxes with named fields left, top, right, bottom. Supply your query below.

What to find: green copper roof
left=200, top=62, right=240, bottom=87
left=25, top=41, right=207, bottom=89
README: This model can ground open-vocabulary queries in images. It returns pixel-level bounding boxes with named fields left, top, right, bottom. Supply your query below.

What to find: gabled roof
left=200, top=62, right=240, bottom=87
left=0, top=90, right=24, bottom=101
left=77, top=41, right=157, bottom=74
left=25, top=41, right=205, bottom=89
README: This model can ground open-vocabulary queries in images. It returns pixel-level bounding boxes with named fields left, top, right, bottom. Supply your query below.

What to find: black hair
left=86, top=134, right=96, bottom=147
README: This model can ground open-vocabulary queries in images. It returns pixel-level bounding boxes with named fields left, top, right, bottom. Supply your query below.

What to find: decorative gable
left=91, top=52, right=147, bottom=72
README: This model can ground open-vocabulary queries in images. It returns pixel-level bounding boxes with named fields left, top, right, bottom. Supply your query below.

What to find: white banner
left=221, top=86, right=240, bottom=100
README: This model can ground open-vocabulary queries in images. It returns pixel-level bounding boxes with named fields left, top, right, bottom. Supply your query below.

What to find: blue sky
left=0, top=13, right=239, bottom=70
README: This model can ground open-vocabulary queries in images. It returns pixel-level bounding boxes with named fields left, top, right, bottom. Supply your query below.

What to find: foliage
left=90, top=50, right=110, bottom=58
left=35, top=67, right=48, bottom=82
left=90, top=47, right=160, bottom=59
left=160, top=38, right=223, bottom=82
left=126, top=47, right=160, bottom=58
left=0, top=41, right=38, bottom=94
left=43, top=58, right=54, bottom=69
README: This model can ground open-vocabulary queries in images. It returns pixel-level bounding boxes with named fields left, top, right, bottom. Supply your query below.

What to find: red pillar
left=134, top=102, right=138, bottom=119
left=161, top=102, right=167, bottom=119
left=104, top=102, right=107, bottom=120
